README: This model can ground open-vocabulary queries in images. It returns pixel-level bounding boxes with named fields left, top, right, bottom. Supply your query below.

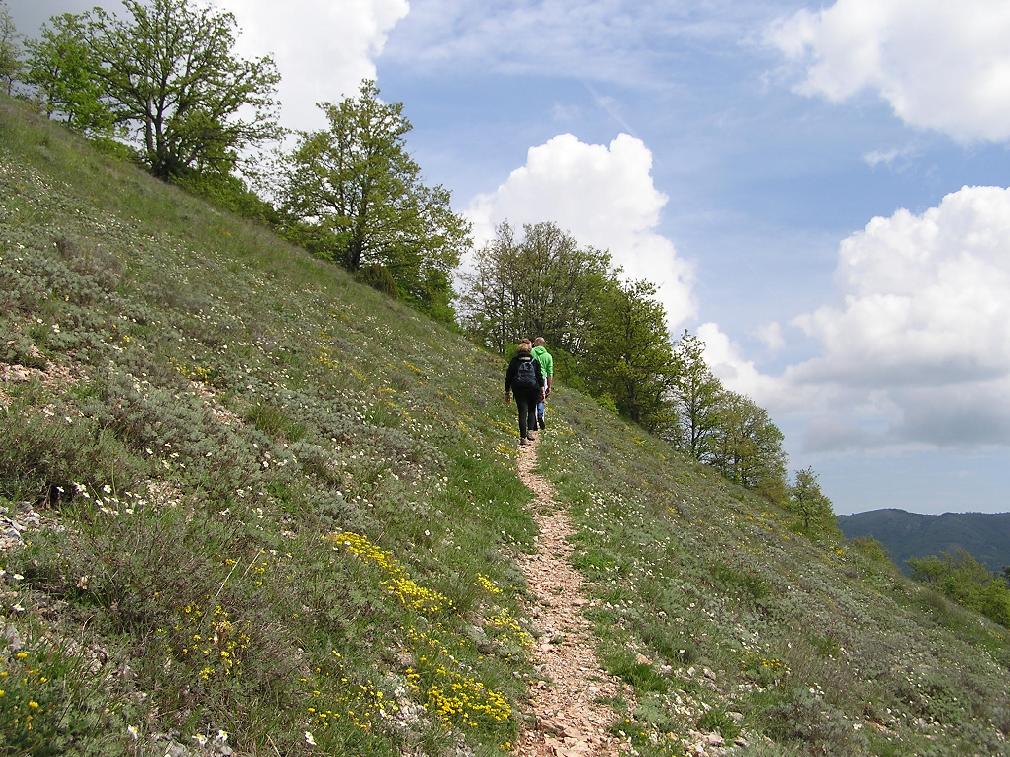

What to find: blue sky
left=14, top=0, right=1010, bottom=514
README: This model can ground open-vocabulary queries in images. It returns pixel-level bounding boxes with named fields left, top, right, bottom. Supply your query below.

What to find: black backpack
left=515, top=356, right=538, bottom=388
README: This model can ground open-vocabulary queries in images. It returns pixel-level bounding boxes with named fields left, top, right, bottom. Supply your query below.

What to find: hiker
left=505, top=339, right=545, bottom=446
left=531, top=336, right=553, bottom=430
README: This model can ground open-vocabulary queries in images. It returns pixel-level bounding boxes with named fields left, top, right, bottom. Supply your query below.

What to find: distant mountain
left=838, top=509, right=1010, bottom=574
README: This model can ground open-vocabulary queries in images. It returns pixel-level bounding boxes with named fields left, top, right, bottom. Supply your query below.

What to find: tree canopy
left=459, top=221, right=611, bottom=354
left=282, top=80, right=470, bottom=321
left=24, top=13, right=112, bottom=132
left=787, top=466, right=839, bottom=535
left=0, top=1, right=20, bottom=96
left=582, top=278, right=677, bottom=433
left=31, top=0, right=281, bottom=178
left=669, top=331, right=723, bottom=462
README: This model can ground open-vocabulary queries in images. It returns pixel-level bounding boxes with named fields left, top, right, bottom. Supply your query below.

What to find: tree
left=282, top=80, right=470, bottom=319
left=24, top=14, right=112, bottom=132
left=459, top=221, right=611, bottom=353
left=788, top=466, right=838, bottom=535
left=711, top=391, right=788, bottom=501
left=583, top=278, right=678, bottom=433
left=77, top=0, right=280, bottom=178
left=910, top=550, right=1010, bottom=628
left=669, top=332, right=723, bottom=461
left=0, top=1, right=21, bottom=96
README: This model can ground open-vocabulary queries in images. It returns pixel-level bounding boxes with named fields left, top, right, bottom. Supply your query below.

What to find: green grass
left=3, top=93, right=1010, bottom=756
left=0, top=96, right=534, bottom=755
left=536, top=388, right=1010, bottom=754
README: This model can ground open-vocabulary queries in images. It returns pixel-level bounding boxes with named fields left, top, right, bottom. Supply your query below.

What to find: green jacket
left=531, top=345, right=553, bottom=380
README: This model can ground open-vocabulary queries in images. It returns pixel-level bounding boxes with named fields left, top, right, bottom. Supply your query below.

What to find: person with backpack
left=531, top=336, right=553, bottom=430
left=504, top=339, right=545, bottom=446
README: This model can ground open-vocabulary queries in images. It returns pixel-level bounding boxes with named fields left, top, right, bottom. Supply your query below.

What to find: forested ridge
left=3, top=2, right=1010, bottom=755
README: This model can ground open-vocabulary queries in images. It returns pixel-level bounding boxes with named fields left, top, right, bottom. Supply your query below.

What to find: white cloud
left=389, top=1, right=774, bottom=88
left=862, top=145, right=918, bottom=169
left=466, top=133, right=694, bottom=330
left=792, top=187, right=1010, bottom=388
left=784, top=185, right=1010, bottom=449
left=697, top=323, right=789, bottom=408
left=212, top=0, right=409, bottom=133
left=699, top=186, right=1010, bottom=451
left=755, top=321, right=785, bottom=351
left=768, top=0, right=1010, bottom=141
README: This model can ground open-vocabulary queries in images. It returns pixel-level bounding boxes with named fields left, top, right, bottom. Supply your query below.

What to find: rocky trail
left=514, top=435, right=630, bottom=757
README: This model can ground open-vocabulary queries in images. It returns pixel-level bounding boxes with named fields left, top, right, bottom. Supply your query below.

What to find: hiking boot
left=519, top=437, right=528, bottom=446
left=526, top=431, right=537, bottom=441
left=538, top=417, right=546, bottom=430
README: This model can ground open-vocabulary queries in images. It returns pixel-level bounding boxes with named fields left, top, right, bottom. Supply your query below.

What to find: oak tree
left=283, top=80, right=470, bottom=320
left=78, top=0, right=280, bottom=178
left=0, top=1, right=20, bottom=96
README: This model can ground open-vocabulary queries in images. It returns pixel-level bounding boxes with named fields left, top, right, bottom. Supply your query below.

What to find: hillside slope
left=839, top=509, right=1010, bottom=574
left=2, top=97, right=1010, bottom=756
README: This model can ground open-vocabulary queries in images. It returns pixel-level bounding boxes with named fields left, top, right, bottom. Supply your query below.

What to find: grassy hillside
left=2, top=95, right=1009, bottom=756
left=839, top=509, right=1010, bottom=574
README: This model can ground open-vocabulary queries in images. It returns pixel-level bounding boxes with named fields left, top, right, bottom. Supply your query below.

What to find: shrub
left=697, top=707, right=741, bottom=740
left=356, top=264, right=398, bottom=296
left=909, top=550, right=1010, bottom=628
left=762, top=687, right=868, bottom=753
left=0, top=402, right=145, bottom=505
left=849, top=536, right=893, bottom=568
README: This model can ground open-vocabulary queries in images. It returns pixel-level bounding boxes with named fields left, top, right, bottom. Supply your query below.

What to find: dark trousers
left=514, top=388, right=539, bottom=439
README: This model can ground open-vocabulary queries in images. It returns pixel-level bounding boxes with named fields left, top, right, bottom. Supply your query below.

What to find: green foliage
left=0, top=626, right=133, bottom=755
left=24, top=13, right=112, bottom=132
left=668, top=331, right=722, bottom=461
left=0, top=399, right=146, bottom=505
left=460, top=221, right=676, bottom=432
left=281, top=80, right=469, bottom=320
left=788, top=466, right=840, bottom=536
left=5, top=91, right=1010, bottom=756
left=534, top=383, right=1010, bottom=753
left=849, top=536, right=894, bottom=568
left=709, top=391, right=787, bottom=502
left=909, top=549, right=1010, bottom=628
left=696, top=708, right=741, bottom=740
left=582, top=278, right=677, bottom=433
left=173, top=169, right=282, bottom=226
left=459, top=220, right=612, bottom=353
left=839, top=509, right=1010, bottom=575
left=74, top=0, right=280, bottom=178
left=0, top=1, right=20, bottom=96
left=761, top=687, right=869, bottom=753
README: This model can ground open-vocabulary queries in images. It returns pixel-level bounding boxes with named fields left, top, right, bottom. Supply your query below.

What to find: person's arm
left=504, top=359, right=514, bottom=403
left=536, top=360, right=545, bottom=400
left=546, top=354, right=554, bottom=396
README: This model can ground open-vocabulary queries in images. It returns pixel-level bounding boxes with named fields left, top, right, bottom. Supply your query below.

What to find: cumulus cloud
left=767, top=0, right=1010, bottom=141
left=212, top=0, right=409, bottom=133
left=785, top=185, right=1010, bottom=449
left=701, top=186, right=1010, bottom=451
left=465, top=133, right=694, bottom=329
left=697, top=323, right=789, bottom=408
left=791, top=187, right=1010, bottom=388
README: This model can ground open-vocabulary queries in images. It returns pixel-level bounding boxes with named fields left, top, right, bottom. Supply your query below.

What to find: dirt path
left=514, top=436, right=629, bottom=757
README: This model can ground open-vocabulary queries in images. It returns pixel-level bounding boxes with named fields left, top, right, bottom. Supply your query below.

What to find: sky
left=11, top=0, right=1010, bottom=515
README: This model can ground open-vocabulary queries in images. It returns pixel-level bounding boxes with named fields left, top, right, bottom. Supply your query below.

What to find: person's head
left=517, top=339, right=532, bottom=353
left=534, top=337, right=546, bottom=347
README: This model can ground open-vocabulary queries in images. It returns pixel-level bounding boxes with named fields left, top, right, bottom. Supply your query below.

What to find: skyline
left=11, top=0, right=1010, bottom=514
